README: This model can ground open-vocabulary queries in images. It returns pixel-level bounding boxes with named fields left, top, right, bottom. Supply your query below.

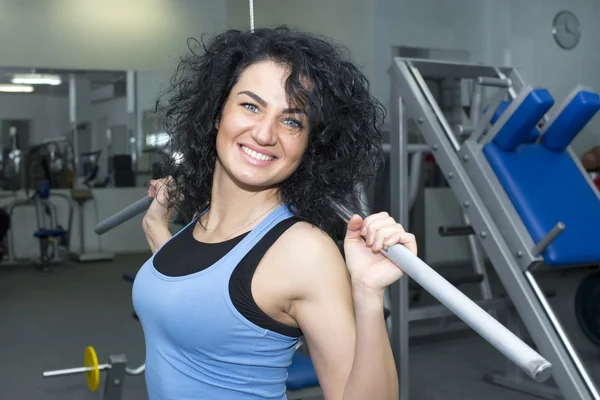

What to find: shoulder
left=270, top=219, right=350, bottom=298
left=278, top=220, right=344, bottom=265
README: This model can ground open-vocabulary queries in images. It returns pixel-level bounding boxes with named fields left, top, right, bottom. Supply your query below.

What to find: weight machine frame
left=388, top=57, right=599, bottom=400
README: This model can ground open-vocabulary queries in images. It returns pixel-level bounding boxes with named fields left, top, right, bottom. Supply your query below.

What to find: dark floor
left=0, top=253, right=599, bottom=400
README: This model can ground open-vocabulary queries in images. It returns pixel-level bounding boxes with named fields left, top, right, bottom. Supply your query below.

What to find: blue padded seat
left=34, top=229, right=67, bottom=238
left=286, top=352, right=319, bottom=391
left=483, top=143, right=600, bottom=267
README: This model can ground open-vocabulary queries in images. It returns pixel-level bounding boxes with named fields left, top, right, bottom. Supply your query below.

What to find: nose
left=251, top=117, right=277, bottom=146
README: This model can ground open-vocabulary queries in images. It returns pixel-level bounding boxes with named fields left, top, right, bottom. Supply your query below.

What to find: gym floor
left=1, top=253, right=599, bottom=400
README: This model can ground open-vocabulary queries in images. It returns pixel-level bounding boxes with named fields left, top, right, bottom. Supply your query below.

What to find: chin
left=231, top=170, right=280, bottom=191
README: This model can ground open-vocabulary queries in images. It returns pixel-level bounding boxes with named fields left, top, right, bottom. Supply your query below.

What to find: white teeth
left=241, top=145, right=274, bottom=161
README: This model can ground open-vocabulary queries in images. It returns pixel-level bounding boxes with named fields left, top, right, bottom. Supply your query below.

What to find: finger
left=397, top=232, right=418, bottom=256
left=383, top=231, right=417, bottom=256
left=364, top=216, right=402, bottom=244
left=361, top=212, right=390, bottom=230
left=345, top=214, right=364, bottom=241
left=371, top=226, right=402, bottom=252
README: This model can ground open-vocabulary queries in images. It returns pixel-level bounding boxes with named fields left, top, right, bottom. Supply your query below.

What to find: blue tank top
left=132, top=205, right=300, bottom=399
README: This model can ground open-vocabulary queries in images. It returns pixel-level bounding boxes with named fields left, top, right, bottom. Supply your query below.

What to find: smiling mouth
left=239, top=145, right=276, bottom=162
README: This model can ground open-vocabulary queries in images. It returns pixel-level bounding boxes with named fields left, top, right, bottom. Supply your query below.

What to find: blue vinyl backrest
left=491, top=101, right=540, bottom=143
left=541, top=90, right=600, bottom=151
left=491, top=88, right=554, bottom=151
left=483, top=88, right=600, bottom=266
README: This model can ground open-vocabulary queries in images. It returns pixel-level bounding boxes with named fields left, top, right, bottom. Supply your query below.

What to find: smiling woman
left=154, top=27, right=384, bottom=238
left=133, top=26, right=415, bottom=400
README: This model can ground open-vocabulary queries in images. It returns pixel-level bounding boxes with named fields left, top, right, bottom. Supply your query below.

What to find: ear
left=215, top=116, right=221, bottom=130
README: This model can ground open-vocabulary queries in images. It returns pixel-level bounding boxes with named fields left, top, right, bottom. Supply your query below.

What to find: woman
left=134, top=26, right=417, bottom=400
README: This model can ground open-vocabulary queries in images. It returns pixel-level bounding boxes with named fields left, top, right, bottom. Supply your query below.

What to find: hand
left=343, top=212, right=417, bottom=295
left=145, top=176, right=175, bottom=225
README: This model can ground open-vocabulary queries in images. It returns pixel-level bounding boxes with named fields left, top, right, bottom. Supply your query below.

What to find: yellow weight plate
left=84, top=346, right=100, bottom=392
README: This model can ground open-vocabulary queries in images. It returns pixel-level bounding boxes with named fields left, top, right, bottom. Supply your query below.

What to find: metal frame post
left=389, top=76, right=410, bottom=399
left=103, top=354, right=127, bottom=400
left=69, top=74, right=79, bottom=182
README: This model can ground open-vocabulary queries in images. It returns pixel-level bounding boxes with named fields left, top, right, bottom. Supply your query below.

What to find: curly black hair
left=156, top=26, right=385, bottom=240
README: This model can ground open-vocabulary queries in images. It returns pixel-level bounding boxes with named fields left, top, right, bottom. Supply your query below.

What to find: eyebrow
left=238, top=90, right=306, bottom=114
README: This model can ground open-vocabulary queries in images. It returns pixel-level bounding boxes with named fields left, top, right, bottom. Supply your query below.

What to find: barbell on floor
left=42, top=346, right=145, bottom=393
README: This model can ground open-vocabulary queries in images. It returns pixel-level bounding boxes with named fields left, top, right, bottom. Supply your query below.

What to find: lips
left=237, top=144, right=278, bottom=168
left=239, top=144, right=276, bottom=162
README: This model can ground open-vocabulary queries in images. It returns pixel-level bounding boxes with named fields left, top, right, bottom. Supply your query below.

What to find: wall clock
left=552, top=10, right=581, bottom=50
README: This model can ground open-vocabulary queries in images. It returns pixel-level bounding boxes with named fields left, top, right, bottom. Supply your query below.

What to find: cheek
left=283, top=137, right=309, bottom=165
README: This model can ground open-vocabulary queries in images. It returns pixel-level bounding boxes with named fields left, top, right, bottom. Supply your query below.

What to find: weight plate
left=84, top=346, right=100, bottom=392
left=575, top=271, right=600, bottom=347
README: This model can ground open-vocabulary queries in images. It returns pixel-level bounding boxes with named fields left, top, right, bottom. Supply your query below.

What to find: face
left=214, top=60, right=310, bottom=190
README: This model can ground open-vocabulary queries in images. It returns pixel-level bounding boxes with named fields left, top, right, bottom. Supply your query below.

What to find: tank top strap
left=216, top=204, right=295, bottom=273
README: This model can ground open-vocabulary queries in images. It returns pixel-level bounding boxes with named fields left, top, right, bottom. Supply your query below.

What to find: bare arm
left=142, top=215, right=172, bottom=253
left=143, top=178, right=175, bottom=253
left=284, top=225, right=398, bottom=400
left=342, top=284, right=397, bottom=400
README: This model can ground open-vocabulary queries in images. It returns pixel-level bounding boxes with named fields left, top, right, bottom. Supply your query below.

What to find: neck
left=201, top=162, right=282, bottom=236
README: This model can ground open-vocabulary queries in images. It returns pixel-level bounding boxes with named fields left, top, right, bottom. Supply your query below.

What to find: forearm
left=343, top=283, right=398, bottom=400
left=142, top=217, right=172, bottom=253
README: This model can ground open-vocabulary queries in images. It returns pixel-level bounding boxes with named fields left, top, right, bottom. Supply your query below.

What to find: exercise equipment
left=43, top=345, right=145, bottom=400
left=575, top=270, right=600, bottom=347
left=330, top=200, right=551, bottom=382
left=70, top=187, right=113, bottom=262
left=33, top=180, right=68, bottom=271
left=389, top=57, right=600, bottom=399
left=95, top=196, right=151, bottom=235
left=25, top=136, right=76, bottom=192
left=2, top=181, right=72, bottom=269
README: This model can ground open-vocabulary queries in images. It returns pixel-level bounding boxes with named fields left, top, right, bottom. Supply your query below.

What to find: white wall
left=0, top=0, right=227, bottom=71
left=0, top=94, right=66, bottom=143
left=227, top=0, right=375, bottom=82
left=374, top=0, right=600, bottom=154
left=490, top=0, right=600, bottom=154
left=373, top=0, right=484, bottom=116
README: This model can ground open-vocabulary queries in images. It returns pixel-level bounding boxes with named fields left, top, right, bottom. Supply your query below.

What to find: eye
left=242, top=102, right=259, bottom=113
left=283, top=118, right=303, bottom=129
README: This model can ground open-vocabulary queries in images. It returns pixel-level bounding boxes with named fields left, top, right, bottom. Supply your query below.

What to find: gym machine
left=3, top=182, right=72, bottom=269
left=388, top=57, right=600, bottom=400
left=42, top=346, right=145, bottom=400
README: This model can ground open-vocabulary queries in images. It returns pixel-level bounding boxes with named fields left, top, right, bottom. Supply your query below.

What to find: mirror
left=0, top=67, right=143, bottom=191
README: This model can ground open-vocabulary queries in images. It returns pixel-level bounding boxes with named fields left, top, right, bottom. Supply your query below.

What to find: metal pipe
left=39, top=136, right=70, bottom=146
left=470, top=83, right=484, bottom=125
left=42, top=364, right=110, bottom=378
left=408, top=64, right=461, bottom=152
left=330, top=200, right=553, bottom=383
left=477, top=77, right=511, bottom=88
left=531, top=222, right=565, bottom=257
left=126, top=70, right=138, bottom=171
left=69, top=74, right=78, bottom=182
left=494, top=68, right=518, bottom=100
left=471, top=88, right=508, bottom=144
left=408, top=151, right=423, bottom=210
left=6, top=199, right=34, bottom=263
left=525, top=270, right=600, bottom=397
left=125, top=363, right=145, bottom=376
